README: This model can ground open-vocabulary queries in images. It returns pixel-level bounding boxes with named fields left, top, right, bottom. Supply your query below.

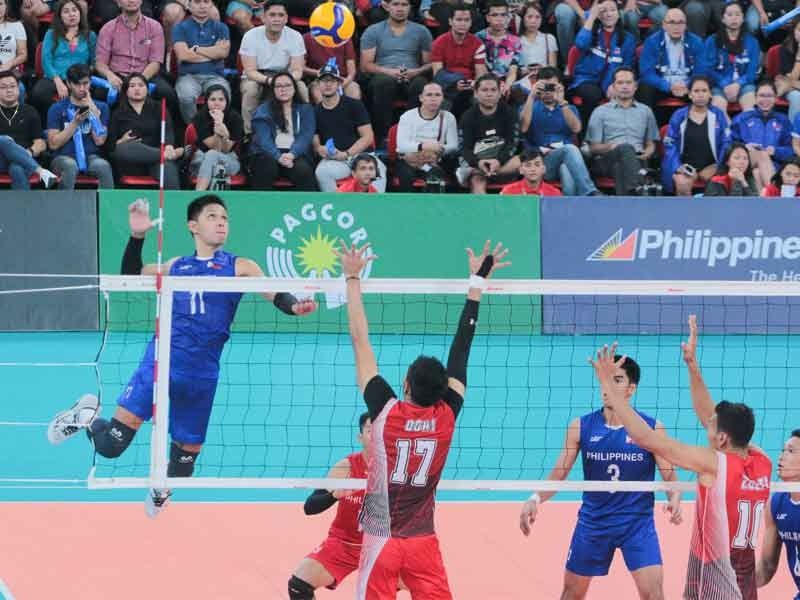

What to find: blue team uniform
left=118, top=250, right=242, bottom=444
left=771, top=492, right=800, bottom=599
left=566, top=409, right=662, bottom=577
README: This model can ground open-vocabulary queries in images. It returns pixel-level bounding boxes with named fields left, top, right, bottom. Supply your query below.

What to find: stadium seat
left=0, top=173, right=40, bottom=187
left=766, top=45, right=790, bottom=109
left=183, top=122, right=248, bottom=188
left=565, top=47, right=582, bottom=106
left=386, top=124, right=428, bottom=190
left=119, top=174, right=160, bottom=187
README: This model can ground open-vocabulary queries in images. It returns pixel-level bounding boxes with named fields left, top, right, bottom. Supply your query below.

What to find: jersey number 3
left=390, top=439, right=437, bottom=486
left=732, top=499, right=765, bottom=550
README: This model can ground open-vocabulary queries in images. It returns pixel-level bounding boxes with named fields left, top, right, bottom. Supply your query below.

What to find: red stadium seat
left=566, top=46, right=580, bottom=78
left=34, top=42, right=43, bottom=79
left=0, top=173, right=40, bottom=187
left=183, top=123, right=248, bottom=188
left=386, top=124, right=426, bottom=190
left=119, top=175, right=159, bottom=187
left=766, top=45, right=790, bottom=109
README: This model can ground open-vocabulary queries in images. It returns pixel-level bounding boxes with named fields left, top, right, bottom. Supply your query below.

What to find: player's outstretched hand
left=681, top=314, right=698, bottom=370
left=335, top=241, right=377, bottom=279
left=291, top=298, right=318, bottom=316
left=663, top=495, right=683, bottom=525
left=519, top=498, right=539, bottom=536
left=466, top=240, right=511, bottom=278
left=332, top=488, right=357, bottom=499
left=128, top=199, right=160, bottom=239
left=589, top=343, right=626, bottom=405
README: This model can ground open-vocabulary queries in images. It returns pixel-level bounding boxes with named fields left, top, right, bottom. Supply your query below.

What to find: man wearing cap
left=312, top=61, right=387, bottom=192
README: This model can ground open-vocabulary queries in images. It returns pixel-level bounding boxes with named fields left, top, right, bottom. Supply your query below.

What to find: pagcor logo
left=587, top=228, right=800, bottom=267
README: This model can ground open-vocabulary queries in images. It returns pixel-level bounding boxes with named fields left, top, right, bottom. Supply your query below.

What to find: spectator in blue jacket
left=730, top=79, right=793, bottom=191
left=705, top=1, right=759, bottom=114
left=249, top=72, right=317, bottom=191
left=570, top=0, right=635, bottom=126
left=662, top=76, right=730, bottom=196
left=636, top=8, right=706, bottom=110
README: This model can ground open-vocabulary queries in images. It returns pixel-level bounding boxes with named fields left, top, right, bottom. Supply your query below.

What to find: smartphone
left=680, top=163, right=697, bottom=177
left=78, top=106, right=90, bottom=115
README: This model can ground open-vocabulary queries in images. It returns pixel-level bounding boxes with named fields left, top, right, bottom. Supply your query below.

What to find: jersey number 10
left=732, top=499, right=765, bottom=550
left=390, top=439, right=437, bottom=487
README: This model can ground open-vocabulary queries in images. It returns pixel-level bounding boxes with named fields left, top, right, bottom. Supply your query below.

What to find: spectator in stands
left=761, top=158, right=800, bottom=197
left=303, top=33, right=360, bottom=102
left=636, top=8, right=706, bottom=109
left=0, top=0, right=27, bottom=81
left=455, top=74, right=519, bottom=193
left=189, top=84, right=244, bottom=191
left=239, top=0, right=308, bottom=134
left=360, top=0, right=432, bottom=143
left=46, top=64, right=114, bottom=189
left=520, top=66, right=598, bottom=196
left=704, top=141, right=756, bottom=195
left=357, top=0, right=387, bottom=28
left=337, top=153, right=380, bottom=192
left=95, top=0, right=176, bottom=116
left=172, top=0, right=231, bottom=124
left=680, top=0, right=723, bottom=38
left=21, top=0, right=87, bottom=40
left=225, top=0, right=264, bottom=35
left=0, top=71, right=57, bottom=189
left=775, top=20, right=800, bottom=122
left=731, top=79, right=792, bottom=191
left=249, top=71, right=317, bottom=190
left=705, top=1, right=759, bottom=114
left=500, top=148, right=563, bottom=195
left=553, top=0, right=591, bottom=65
left=93, top=0, right=152, bottom=22
left=518, top=4, right=557, bottom=76
left=586, top=66, right=659, bottom=195
left=430, top=3, right=486, bottom=118
left=109, top=74, right=183, bottom=189
left=161, top=0, right=220, bottom=51
left=312, top=62, right=385, bottom=192
left=570, top=0, right=635, bottom=126
left=662, top=76, right=729, bottom=196
left=476, top=0, right=521, bottom=95
left=622, top=0, right=666, bottom=42
left=32, top=0, right=96, bottom=120
left=395, top=81, right=457, bottom=192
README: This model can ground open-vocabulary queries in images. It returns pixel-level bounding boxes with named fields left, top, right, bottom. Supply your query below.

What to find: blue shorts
left=117, top=364, right=218, bottom=445
left=566, top=516, right=662, bottom=577
left=711, top=84, right=756, bottom=99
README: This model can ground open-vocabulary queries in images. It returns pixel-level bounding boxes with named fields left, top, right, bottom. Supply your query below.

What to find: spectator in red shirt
left=501, top=148, right=563, bottom=196
left=337, top=153, right=379, bottom=192
left=303, top=33, right=360, bottom=102
left=761, top=158, right=800, bottom=197
left=431, top=3, right=487, bottom=117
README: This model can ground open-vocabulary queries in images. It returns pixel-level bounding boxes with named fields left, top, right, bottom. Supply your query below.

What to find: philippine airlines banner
left=540, top=197, right=800, bottom=333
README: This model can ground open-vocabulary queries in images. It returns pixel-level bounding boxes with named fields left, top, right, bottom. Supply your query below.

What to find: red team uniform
left=356, top=375, right=462, bottom=600
left=306, top=452, right=368, bottom=589
left=685, top=449, right=772, bottom=600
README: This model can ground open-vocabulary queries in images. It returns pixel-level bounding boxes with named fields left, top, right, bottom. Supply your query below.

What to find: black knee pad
left=288, top=576, right=315, bottom=600
left=89, top=418, right=136, bottom=458
left=167, top=442, right=199, bottom=477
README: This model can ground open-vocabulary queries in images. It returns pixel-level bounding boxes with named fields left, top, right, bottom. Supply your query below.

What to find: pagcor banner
left=540, top=197, right=800, bottom=334
left=99, top=191, right=541, bottom=333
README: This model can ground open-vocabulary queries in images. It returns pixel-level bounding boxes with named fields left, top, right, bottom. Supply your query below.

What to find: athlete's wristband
left=273, top=292, right=298, bottom=315
left=529, top=493, right=541, bottom=505
left=468, top=274, right=487, bottom=291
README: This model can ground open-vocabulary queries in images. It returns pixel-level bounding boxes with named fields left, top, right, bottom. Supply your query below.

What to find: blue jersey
left=578, top=409, right=657, bottom=523
left=771, top=492, right=800, bottom=598
left=140, top=249, right=242, bottom=379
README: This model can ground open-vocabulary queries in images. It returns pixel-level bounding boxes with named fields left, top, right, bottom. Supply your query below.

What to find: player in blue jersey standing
left=756, top=429, right=800, bottom=598
left=518, top=354, right=683, bottom=599
left=47, top=194, right=317, bottom=516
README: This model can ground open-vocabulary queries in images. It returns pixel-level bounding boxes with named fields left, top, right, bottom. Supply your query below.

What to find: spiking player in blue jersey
left=47, top=194, right=317, bottom=516
left=519, top=354, right=683, bottom=600
left=757, top=430, right=800, bottom=598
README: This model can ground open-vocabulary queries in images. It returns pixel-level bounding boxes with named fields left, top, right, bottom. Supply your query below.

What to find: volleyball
left=309, top=2, right=355, bottom=48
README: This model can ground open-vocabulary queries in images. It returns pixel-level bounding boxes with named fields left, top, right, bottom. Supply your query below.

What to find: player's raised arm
left=681, top=314, right=715, bottom=429
left=234, top=258, right=317, bottom=316
left=337, top=242, right=379, bottom=392
left=756, top=495, right=782, bottom=587
left=446, top=240, right=510, bottom=400
left=121, top=199, right=173, bottom=276
left=593, top=344, right=718, bottom=482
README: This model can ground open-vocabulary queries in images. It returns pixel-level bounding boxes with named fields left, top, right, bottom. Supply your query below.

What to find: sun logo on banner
left=266, top=203, right=375, bottom=309
left=586, top=228, right=638, bottom=262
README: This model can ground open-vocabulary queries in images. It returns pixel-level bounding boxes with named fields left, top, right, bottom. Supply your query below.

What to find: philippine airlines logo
left=586, top=228, right=638, bottom=261
left=266, top=202, right=375, bottom=309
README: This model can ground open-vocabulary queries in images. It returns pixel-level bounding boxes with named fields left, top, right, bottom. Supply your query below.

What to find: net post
left=149, top=278, right=174, bottom=489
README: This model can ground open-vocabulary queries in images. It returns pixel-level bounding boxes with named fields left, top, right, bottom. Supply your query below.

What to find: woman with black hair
left=761, top=158, right=800, bottom=197
left=249, top=71, right=317, bottom=191
left=704, top=1, right=759, bottom=114
left=704, top=141, right=757, bottom=196
left=569, top=0, right=635, bottom=126
left=108, top=73, right=183, bottom=189
left=189, top=84, right=244, bottom=191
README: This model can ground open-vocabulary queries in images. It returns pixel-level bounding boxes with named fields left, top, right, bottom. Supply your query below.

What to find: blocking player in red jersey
left=337, top=239, right=510, bottom=600
left=288, top=412, right=371, bottom=599
left=592, top=314, right=772, bottom=600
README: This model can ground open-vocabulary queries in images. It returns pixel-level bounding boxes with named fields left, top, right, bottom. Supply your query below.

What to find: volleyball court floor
left=1, top=331, right=798, bottom=599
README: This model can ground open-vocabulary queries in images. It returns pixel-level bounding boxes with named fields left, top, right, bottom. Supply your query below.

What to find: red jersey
left=337, top=177, right=377, bottom=193
left=328, top=452, right=368, bottom=545
left=685, top=450, right=772, bottom=600
left=430, top=32, right=486, bottom=79
left=500, top=179, right=562, bottom=196
left=359, top=375, right=461, bottom=539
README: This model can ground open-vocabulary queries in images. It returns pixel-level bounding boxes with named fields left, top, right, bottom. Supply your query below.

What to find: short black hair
left=406, top=356, right=448, bottom=407
left=792, top=429, right=800, bottom=439
left=264, top=0, right=288, bottom=11
left=537, top=66, right=562, bottom=83
left=449, top=2, right=471, bottom=16
left=66, top=63, right=91, bottom=84
left=187, top=194, right=227, bottom=222
left=614, top=354, right=640, bottom=385
left=474, top=73, right=499, bottom=89
left=0, top=70, right=16, bottom=83
left=351, top=153, right=378, bottom=171
left=612, top=66, right=636, bottom=83
left=715, top=400, right=755, bottom=448
left=359, top=412, right=370, bottom=432
left=486, top=0, right=508, bottom=11
left=688, top=75, right=712, bottom=90
left=520, top=148, right=544, bottom=163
